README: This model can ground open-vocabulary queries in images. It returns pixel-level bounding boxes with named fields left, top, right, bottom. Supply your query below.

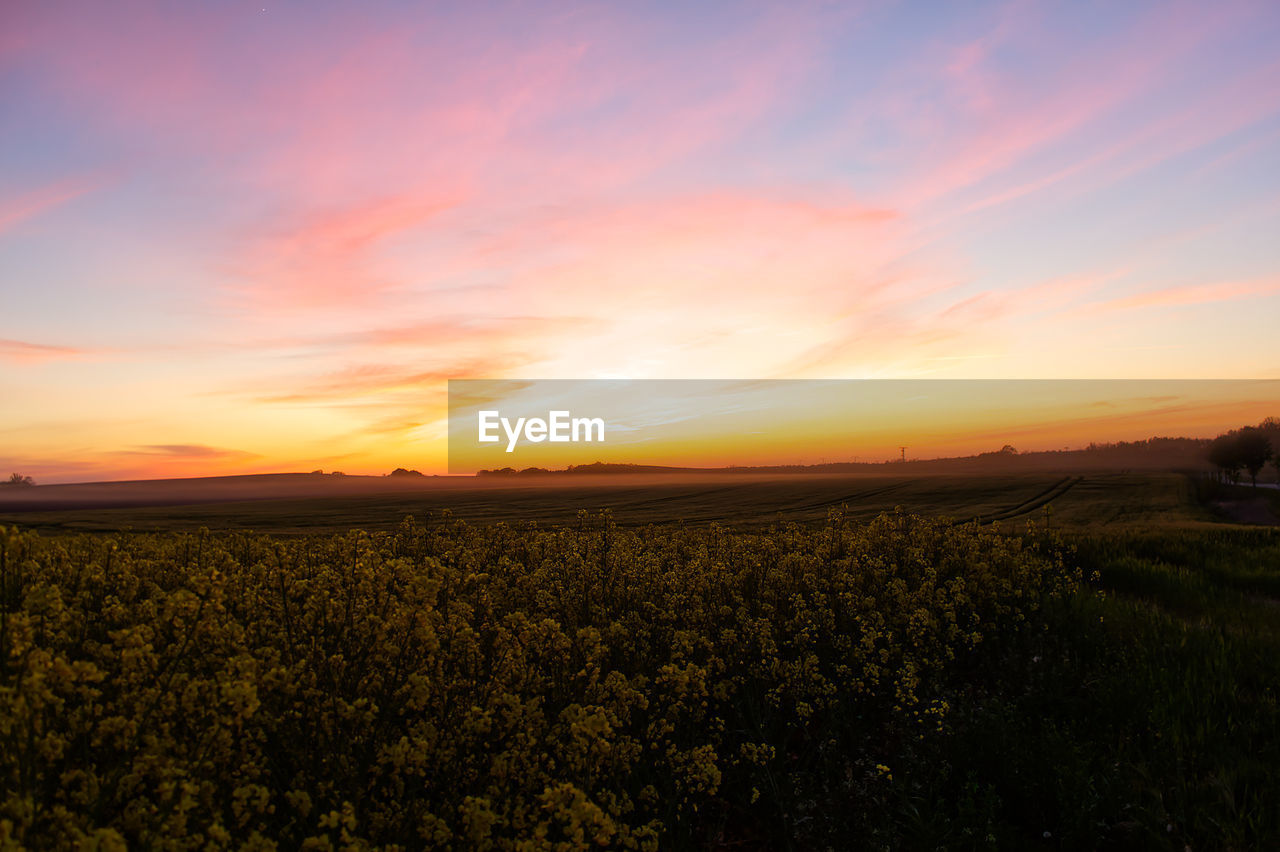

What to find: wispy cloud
left=125, top=444, right=260, bottom=460
left=1088, top=277, right=1280, bottom=313
left=246, top=353, right=526, bottom=406
left=0, top=339, right=89, bottom=363
left=0, top=175, right=108, bottom=234
left=3, top=0, right=1279, bottom=477
left=225, top=193, right=460, bottom=310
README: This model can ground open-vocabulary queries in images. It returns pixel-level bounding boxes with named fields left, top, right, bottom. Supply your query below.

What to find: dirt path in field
left=1212, top=497, right=1280, bottom=526
left=966, top=475, right=1082, bottom=524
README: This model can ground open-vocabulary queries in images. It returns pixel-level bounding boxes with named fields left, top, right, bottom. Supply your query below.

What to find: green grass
left=879, top=525, right=1280, bottom=849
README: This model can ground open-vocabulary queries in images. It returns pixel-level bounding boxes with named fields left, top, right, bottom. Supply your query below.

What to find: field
left=2, top=472, right=1279, bottom=849
left=0, top=471, right=1215, bottom=534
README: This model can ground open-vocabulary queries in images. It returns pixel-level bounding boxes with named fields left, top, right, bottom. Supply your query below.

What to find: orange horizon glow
left=3, top=392, right=1276, bottom=484
left=443, top=381, right=1280, bottom=475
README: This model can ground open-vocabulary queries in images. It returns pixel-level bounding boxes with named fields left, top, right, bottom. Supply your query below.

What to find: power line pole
left=898, top=446, right=907, bottom=463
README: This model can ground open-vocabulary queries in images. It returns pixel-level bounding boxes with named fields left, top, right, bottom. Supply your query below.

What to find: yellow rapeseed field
left=0, top=511, right=1074, bottom=850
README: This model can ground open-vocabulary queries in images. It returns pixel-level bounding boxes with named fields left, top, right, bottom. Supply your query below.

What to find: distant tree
left=3, top=473, right=34, bottom=487
left=389, top=468, right=424, bottom=477
left=1208, top=428, right=1272, bottom=487
left=1208, top=433, right=1243, bottom=483
left=1236, top=428, right=1271, bottom=488
left=1258, top=417, right=1280, bottom=483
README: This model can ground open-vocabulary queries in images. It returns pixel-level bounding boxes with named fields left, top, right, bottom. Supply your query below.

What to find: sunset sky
left=3, top=1, right=1279, bottom=482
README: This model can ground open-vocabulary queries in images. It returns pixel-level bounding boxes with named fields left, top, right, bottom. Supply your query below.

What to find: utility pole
left=898, top=446, right=907, bottom=463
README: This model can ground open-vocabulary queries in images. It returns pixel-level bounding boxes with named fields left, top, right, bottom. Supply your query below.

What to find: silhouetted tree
left=1258, top=417, right=1280, bottom=483
left=1236, top=428, right=1272, bottom=488
left=1208, top=433, right=1243, bottom=483
left=3, top=473, right=34, bottom=487
left=1208, top=428, right=1272, bottom=487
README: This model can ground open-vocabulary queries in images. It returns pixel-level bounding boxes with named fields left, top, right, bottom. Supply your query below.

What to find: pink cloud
left=224, top=193, right=459, bottom=309
left=37, top=4, right=848, bottom=335
left=0, top=175, right=107, bottom=234
left=245, top=353, right=526, bottom=405
left=12, top=3, right=824, bottom=202
left=963, top=53, right=1280, bottom=216
left=0, top=339, right=88, bottom=363
left=892, top=2, right=1254, bottom=213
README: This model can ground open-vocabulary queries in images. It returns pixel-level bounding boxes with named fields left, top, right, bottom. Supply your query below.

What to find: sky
left=2, top=0, right=1279, bottom=482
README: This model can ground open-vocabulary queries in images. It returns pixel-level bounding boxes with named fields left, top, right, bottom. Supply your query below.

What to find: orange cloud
left=1090, top=278, right=1280, bottom=313
left=123, top=444, right=260, bottom=460
left=0, top=339, right=88, bottom=363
